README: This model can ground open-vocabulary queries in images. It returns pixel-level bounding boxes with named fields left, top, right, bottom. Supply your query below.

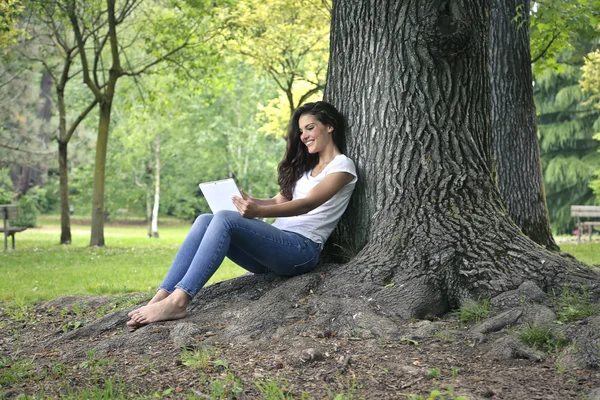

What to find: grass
left=0, top=215, right=246, bottom=306
left=452, top=297, right=490, bottom=323
left=551, top=286, right=600, bottom=323
left=559, top=242, right=600, bottom=266
left=518, top=323, right=569, bottom=353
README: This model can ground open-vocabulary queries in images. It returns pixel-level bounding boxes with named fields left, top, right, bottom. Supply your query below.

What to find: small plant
left=181, top=347, right=212, bottom=372
left=208, top=372, right=244, bottom=399
left=451, top=367, right=460, bottom=377
left=328, top=375, right=362, bottom=399
left=518, top=323, right=569, bottom=353
left=62, top=319, right=88, bottom=332
left=255, top=378, right=294, bottom=400
left=427, top=368, right=441, bottom=379
left=405, top=385, right=469, bottom=400
left=452, top=297, right=490, bottom=323
left=0, top=356, right=34, bottom=385
left=79, top=349, right=109, bottom=370
left=552, top=286, right=600, bottom=323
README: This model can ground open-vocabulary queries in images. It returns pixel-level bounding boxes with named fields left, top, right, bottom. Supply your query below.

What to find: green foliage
left=12, top=193, right=40, bottom=227
left=427, top=368, right=441, bottom=379
left=405, top=385, right=468, bottom=400
left=530, top=0, right=600, bottom=74
left=536, top=46, right=600, bottom=233
left=0, top=356, right=34, bottom=385
left=552, top=286, right=600, bottom=322
left=180, top=347, right=212, bottom=371
left=518, top=324, right=569, bottom=353
left=452, top=297, right=490, bottom=323
left=221, top=0, right=329, bottom=134
left=254, top=378, right=294, bottom=400
left=0, top=168, right=12, bottom=203
left=0, top=0, right=23, bottom=48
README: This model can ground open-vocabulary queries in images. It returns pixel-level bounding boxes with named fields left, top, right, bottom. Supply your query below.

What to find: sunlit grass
left=559, top=242, right=600, bottom=266
left=0, top=216, right=246, bottom=305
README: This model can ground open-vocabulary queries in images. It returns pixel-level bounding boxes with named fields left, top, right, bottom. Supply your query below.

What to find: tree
left=65, top=0, right=216, bottom=246
left=537, top=46, right=600, bottom=233
left=529, top=0, right=600, bottom=74
left=222, top=0, right=330, bottom=134
left=581, top=49, right=600, bottom=199
left=15, top=1, right=101, bottom=243
left=0, top=0, right=23, bottom=49
left=489, top=0, right=558, bottom=250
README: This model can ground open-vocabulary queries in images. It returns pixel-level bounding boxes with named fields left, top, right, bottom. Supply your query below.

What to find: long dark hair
left=278, top=101, right=346, bottom=199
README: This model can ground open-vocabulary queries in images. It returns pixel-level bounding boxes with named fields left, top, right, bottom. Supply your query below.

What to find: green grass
left=0, top=216, right=246, bottom=305
left=452, top=297, right=490, bottom=323
left=559, top=242, right=600, bottom=266
left=518, top=323, right=569, bottom=353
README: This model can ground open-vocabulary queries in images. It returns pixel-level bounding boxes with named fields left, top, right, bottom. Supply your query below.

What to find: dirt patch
left=1, top=296, right=598, bottom=399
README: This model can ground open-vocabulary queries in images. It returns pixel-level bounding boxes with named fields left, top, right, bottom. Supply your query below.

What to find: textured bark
left=90, top=101, right=112, bottom=247
left=58, top=141, right=71, bottom=244
left=325, top=0, right=594, bottom=318
left=151, top=136, right=160, bottom=238
left=489, top=0, right=558, bottom=250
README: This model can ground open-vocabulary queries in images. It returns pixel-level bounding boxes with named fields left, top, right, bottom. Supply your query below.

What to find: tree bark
left=90, top=101, right=112, bottom=247
left=324, top=0, right=594, bottom=318
left=58, top=141, right=71, bottom=244
left=151, top=135, right=160, bottom=238
left=489, top=0, right=558, bottom=250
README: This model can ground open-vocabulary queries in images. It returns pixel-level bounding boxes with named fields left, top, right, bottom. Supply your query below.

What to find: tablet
left=198, top=178, right=242, bottom=213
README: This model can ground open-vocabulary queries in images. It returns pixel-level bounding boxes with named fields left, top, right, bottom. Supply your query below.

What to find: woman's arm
left=232, top=172, right=354, bottom=218
left=240, top=190, right=289, bottom=206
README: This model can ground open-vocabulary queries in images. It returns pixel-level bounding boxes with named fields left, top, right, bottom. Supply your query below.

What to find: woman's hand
left=240, top=189, right=252, bottom=201
left=232, top=195, right=261, bottom=218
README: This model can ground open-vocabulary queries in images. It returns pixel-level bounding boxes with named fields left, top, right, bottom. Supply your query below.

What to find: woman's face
left=298, top=114, right=333, bottom=154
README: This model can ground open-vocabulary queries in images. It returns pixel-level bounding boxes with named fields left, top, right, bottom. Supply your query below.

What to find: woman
left=127, top=101, right=357, bottom=327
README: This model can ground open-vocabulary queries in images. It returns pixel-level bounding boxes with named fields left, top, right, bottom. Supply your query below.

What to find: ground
left=1, top=293, right=599, bottom=399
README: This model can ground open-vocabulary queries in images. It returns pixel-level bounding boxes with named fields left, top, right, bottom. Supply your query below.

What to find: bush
left=12, top=194, right=40, bottom=228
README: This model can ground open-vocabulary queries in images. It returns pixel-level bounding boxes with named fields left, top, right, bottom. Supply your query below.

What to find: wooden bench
left=571, top=205, right=600, bottom=243
left=1, top=205, right=28, bottom=251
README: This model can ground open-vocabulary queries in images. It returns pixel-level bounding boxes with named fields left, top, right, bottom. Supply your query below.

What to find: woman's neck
left=317, top=146, right=341, bottom=165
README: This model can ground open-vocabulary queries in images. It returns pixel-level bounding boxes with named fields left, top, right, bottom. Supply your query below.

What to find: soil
left=1, top=295, right=599, bottom=399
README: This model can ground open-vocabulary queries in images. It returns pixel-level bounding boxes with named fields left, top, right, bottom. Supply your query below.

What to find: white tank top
left=272, top=154, right=357, bottom=248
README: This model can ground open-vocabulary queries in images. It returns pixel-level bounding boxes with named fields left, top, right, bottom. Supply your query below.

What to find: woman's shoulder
left=327, top=154, right=357, bottom=179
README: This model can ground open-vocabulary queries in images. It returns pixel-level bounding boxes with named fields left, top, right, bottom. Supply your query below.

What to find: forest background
left=1, top=0, right=600, bottom=241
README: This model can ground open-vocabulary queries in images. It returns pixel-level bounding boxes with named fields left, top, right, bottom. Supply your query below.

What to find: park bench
left=1, top=205, right=28, bottom=251
left=571, top=205, right=600, bottom=244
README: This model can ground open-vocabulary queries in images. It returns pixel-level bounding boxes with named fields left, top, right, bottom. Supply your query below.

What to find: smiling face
left=298, top=114, right=333, bottom=154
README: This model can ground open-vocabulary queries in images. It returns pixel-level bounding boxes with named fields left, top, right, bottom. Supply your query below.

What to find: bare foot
left=127, top=290, right=190, bottom=327
left=148, top=289, right=170, bottom=305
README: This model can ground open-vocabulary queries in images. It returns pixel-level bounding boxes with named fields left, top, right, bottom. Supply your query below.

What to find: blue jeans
left=159, top=210, right=321, bottom=298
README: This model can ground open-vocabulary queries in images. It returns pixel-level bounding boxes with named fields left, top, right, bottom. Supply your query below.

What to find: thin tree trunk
left=490, top=0, right=558, bottom=250
left=90, top=101, right=112, bottom=247
left=58, top=141, right=71, bottom=244
left=151, top=135, right=160, bottom=238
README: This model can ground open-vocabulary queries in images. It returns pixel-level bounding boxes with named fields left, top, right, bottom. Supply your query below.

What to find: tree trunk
left=324, top=0, right=593, bottom=318
left=151, top=135, right=160, bottom=238
left=489, top=0, right=558, bottom=250
left=89, top=101, right=112, bottom=247
left=56, top=82, right=71, bottom=245
left=58, top=141, right=71, bottom=245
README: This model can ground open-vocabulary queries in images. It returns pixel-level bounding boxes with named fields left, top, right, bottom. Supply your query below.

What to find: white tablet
left=198, top=178, right=242, bottom=213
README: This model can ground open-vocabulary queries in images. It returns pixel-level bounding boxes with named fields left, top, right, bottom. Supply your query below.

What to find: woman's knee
left=192, top=213, right=213, bottom=229
left=213, top=210, right=241, bottom=223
